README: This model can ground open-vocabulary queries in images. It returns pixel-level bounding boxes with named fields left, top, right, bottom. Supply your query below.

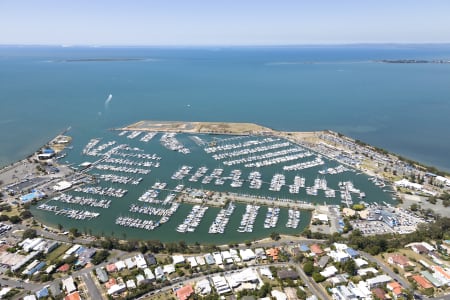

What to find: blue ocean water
left=1, top=45, right=450, bottom=171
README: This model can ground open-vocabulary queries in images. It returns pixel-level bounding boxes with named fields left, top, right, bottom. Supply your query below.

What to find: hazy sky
left=1, top=0, right=449, bottom=45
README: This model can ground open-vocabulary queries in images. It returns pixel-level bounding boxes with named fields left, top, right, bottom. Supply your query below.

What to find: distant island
left=376, top=59, right=450, bottom=64
left=63, top=58, right=146, bottom=62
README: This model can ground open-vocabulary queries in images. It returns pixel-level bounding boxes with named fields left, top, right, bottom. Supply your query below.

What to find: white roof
left=240, top=248, right=256, bottom=261
left=195, top=256, right=206, bottom=266
left=144, top=268, right=155, bottom=280
left=23, top=296, right=37, bottom=300
left=259, top=267, right=273, bottom=279
left=195, top=278, right=212, bottom=295
left=357, top=267, right=378, bottom=276
left=221, top=250, right=232, bottom=259
left=213, top=252, right=223, bottom=264
left=320, top=266, right=338, bottom=278
left=53, top=181, right=72, bottom=191
left=126, top=279, right=136, bottom=289
left=163, top=264, right=175, bottom=274
left=62, top=277, right=76, bottom=293
left=188, top=257, right=198, bottom=267
left=124, top=257, right=136, bottom=269
left=107, top=283, right=126, bottom=295
left=172, top=255, right=185, bottom=265
left=271, top=290, right=288, bottom=300
left=115, top=260, right=126, bottom=271
left=354, top=258, right=368, bottom=267
left=134, top=254, right=147, bottom=269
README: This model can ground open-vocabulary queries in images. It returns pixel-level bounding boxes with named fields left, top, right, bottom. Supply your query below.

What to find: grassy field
left=46, top=243, right=71, bottom=264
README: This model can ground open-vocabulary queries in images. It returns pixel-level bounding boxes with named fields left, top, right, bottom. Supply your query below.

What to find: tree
left=9, top=215, right=21, bottom=224
left=91, top=250, right=110, bottom=265
left=20, top=210, right=33, bottom=219
left=69, top=228, right=80, bottom=237
left=312, top=272, right=326, bottom=282
left=303, top=261, right=314, bottom=276
left=270, top=232, right=281, bottom=241
left=22, top=229, right=37, bottom=239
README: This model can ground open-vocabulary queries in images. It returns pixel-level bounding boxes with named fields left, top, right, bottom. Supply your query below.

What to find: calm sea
left=1, top=45, right=450, bottom=171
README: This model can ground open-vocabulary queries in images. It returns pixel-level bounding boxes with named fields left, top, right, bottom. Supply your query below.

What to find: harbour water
left=1, top=45, right=450, bottom=172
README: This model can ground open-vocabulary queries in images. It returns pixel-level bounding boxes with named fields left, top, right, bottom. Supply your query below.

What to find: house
left=106, top=263, right=117, bottom=273
left=62, top=277, right=76, bottom=294
left=204, top=253, right=215, bottom=265
left=176, top=285, right=194, bottom=300
left=126, top=279, right=136, bottom=289
left=366, top=275, right=392, bottom=289
left=188, top=257, right=198, bottom=268
left=320, top=266, right=338, bottom=278
left=432, top=265, right=450, bottom=285
left=271, top=290, right=288, bottom=300
left=310, top=244, right=324, bottom=256
left=240, top=249, right=256, bottom=261
left=144, top=268, right=155, bottom=281
left=388, top=254, right=410, bottom=269
left=163, top=264, right=175, bottom=274
left=266, top=247, right=280, bottom=261
left=317, top=255, right=330, bottom=269
left=146, top=253, right=157, bottom=265
left=154, top=266, right=164, bottom=279
left=35, top=287, right=49, bottom=299
left=411, top=244, right=429, bottom=254
left=372, top=288, right=386, bottom=300
left=412, top=275, right=433, bottom=289
left=195, top=279, right=212, bottom=295
left=107, top=283, right=127, bottom=296
left=57, top=263, right=70, bottom=273
left=64, top=291, right=82, bottom=300
left=277, top=269, right=299, bottom=280
left=172, top=255, right=185, bottom=265
left=96, top=267, right=108, bottom=283
left=135, top=254, right=147, bottom=269
left=386, top=282, right=403, bottom=299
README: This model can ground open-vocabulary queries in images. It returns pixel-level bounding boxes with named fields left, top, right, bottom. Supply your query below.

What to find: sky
left=1, top=0, right=450, bottom=46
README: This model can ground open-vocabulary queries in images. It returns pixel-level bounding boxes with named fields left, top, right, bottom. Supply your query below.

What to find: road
left=360, top=251, right=411, bottom=289
left=289, top=259, right=330, bottom=300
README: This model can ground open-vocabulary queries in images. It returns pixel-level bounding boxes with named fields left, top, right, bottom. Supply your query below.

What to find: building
left=411, top=275, right=433, bottom=290
left=366, top=274, right=392, bottom=289
left=277, top=269, right=299, bottom=280
left=310, top=244, right=324, bottom=256
left=62, top=277, right=77, bottom=294
left=195, top=279, right=212, bottom=295
left=64, top=291, right=82, bottom=300
left=386, top=282, right=404, bottom=299
left=96, top=267, right=108, bottom=283
left=388, top=254, right=410, bottom=269
left=432, top=265, right=450, bottom=285
left=176, top=285, right=194, bottom=300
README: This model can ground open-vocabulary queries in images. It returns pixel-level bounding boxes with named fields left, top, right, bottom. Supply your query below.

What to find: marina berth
left=237, top=204, right=260, bottom=233
left=286, top=209, right=301, bottom=228
left=73, top=186, right=127, bottom=198
left=209, top=202, right=235, bottom=234
left=115, top=216, right=159, bottom=231
left=37, top=204, right=100, bottom=220
left=282, top=156, right=325, bottom=171
left=160, top=132, right=190, bottom=154
left=176, top=205, right=208, bottom=233
left=51, top=193, right=111, bottom=208
left=263, top=207, right=280, bottom=229
left=140, top=132, right=157, bottom=142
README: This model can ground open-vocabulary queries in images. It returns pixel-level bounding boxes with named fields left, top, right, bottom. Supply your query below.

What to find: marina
left=30, top=125, right=395, bottom=243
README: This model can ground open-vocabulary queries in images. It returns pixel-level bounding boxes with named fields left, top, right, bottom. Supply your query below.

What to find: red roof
left=310, top=244, right=323, bottom=255
left=106, top=263, right=117, bottom=273
left=389, top=254, right=409, bottom=266
left=176, top=285, right=194, bottom=300
left=372, top=288, right=386, bottom=300
left=387, top=281, right=403, bottom=295
left=57, top=263, right=70, bottom=272
left=64, top=291, right=81, bottom=300
left=266, top=248, right=280, bottom=260
left=412, top=275, right=433, bottom=289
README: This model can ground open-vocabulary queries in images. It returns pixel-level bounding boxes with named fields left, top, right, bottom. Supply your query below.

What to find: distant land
left=376, top=59, right=450, bottom=64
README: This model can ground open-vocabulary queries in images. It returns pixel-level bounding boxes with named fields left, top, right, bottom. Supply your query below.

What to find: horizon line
left=1, top=42, right=450, bottom=48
